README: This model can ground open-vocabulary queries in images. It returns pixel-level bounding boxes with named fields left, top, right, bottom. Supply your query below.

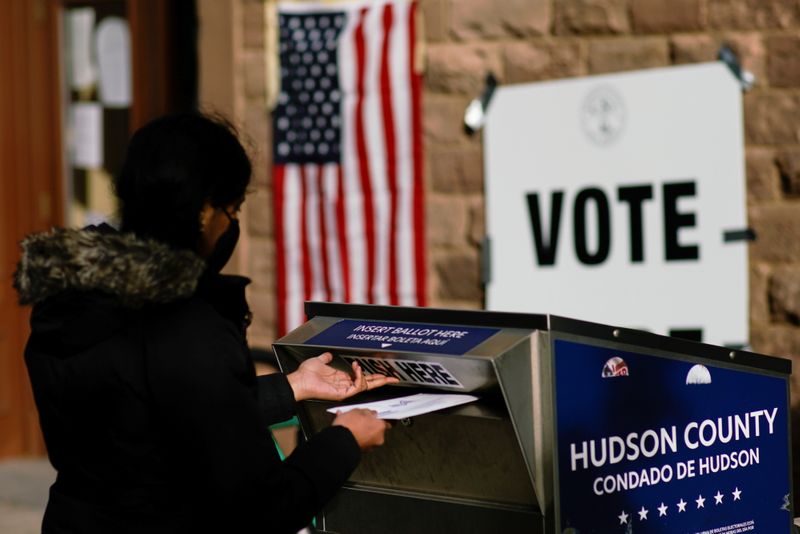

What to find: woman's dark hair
left=115, top=112, right=251, bottom=250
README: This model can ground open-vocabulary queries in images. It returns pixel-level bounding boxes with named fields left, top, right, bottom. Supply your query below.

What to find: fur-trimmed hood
left=14, top=225, right=207, bottom=308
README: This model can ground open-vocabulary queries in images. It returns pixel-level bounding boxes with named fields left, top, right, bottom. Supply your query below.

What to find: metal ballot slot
left=273, top=303, right=794, bottom=534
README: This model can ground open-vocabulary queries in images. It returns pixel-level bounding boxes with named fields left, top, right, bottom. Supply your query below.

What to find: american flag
left=273, top=0, right=425, bottom=335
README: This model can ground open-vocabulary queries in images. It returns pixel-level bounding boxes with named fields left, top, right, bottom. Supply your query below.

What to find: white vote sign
left=485, top=62, right=748, bottom=346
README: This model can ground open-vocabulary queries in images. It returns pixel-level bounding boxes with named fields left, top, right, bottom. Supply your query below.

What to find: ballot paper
left=327, top=393, right=478, bottom=420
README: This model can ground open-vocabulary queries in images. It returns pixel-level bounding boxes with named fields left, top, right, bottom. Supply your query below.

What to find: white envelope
left=327, top=393, right=478, bottom=420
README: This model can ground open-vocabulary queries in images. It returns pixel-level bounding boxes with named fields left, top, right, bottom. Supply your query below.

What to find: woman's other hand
left=287, top=352, right=400, bottom=402
left=332, top=409, right=391, bottom=451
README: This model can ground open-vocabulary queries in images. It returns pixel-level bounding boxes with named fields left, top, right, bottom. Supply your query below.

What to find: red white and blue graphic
left=273, top=1, right=426, bottom=336
left=554, top=340, right=792, bottom=533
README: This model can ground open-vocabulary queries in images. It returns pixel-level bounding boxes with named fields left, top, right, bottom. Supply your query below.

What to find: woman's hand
left=287, top=352, right=400, bottom=402
left=333, top=409, right=391, bottom=451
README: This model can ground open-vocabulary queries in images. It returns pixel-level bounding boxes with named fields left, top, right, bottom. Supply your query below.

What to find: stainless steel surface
left=272, top=303, right=793, bottom=534
left=322, top=487, right=543, bottom=534
left=273, top=307, right=548, bottom=533
left=275, top=315, right=541, bottom=393
left=304, top=400, right=536, bottom=508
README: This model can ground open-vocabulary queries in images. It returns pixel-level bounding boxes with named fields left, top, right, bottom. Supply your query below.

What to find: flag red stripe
left=300, top=165, right=312, bottom=303
left=408, top=1, right=426, bottom=306
left=354, top=7, right=376, bottom=303
left=273, top=165, right=288, bottom=336
left=380, top=3, right=399, bottom=306
left=336, top=165, right=351, bottom=302
left=317, top=164, right=332, bottom=301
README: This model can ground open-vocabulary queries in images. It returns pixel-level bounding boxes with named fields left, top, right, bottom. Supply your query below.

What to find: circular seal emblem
left=602, top=356, right=629, bottom=378
left=580, top=85, right=626, bottom=146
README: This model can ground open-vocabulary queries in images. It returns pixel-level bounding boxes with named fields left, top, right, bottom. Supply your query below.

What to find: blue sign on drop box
left=554, top=339, right=792, bottom=533
left=305, top=319, right=500, bottom=355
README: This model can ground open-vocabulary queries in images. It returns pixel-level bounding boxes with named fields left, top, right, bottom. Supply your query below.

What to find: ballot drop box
left=273, top=303, right=794, bottom=533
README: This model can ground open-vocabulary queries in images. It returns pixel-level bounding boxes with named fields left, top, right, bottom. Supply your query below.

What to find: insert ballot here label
left=305, top=319, right=499, bottom=355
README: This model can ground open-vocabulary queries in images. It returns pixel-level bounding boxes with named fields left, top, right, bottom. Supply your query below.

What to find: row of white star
left=618, top=488, right=743, bottom=524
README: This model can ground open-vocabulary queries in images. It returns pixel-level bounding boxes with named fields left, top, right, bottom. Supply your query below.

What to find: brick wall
left=233, top=0, right=800, bottom=368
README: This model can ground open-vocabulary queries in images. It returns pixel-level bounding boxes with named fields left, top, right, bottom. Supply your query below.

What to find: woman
left=14, top=113, right=395, bottom=533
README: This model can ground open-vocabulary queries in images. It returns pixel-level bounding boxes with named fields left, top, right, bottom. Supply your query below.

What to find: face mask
left=205, top=210, right=240, bottom=274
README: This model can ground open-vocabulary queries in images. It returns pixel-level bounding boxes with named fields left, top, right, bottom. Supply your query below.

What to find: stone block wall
left=418, top=0, right=800, bottom=501
left=235, top=0, right=276, bottom=349
left=420, top=0, right=800, bottom=359
left=230, top=0, right=800, bottom=377
left=217, top=0, right=800, bottom=506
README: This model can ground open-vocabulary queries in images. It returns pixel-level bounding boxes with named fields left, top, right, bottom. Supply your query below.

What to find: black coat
left=14, top=226, right=360, bottom=533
